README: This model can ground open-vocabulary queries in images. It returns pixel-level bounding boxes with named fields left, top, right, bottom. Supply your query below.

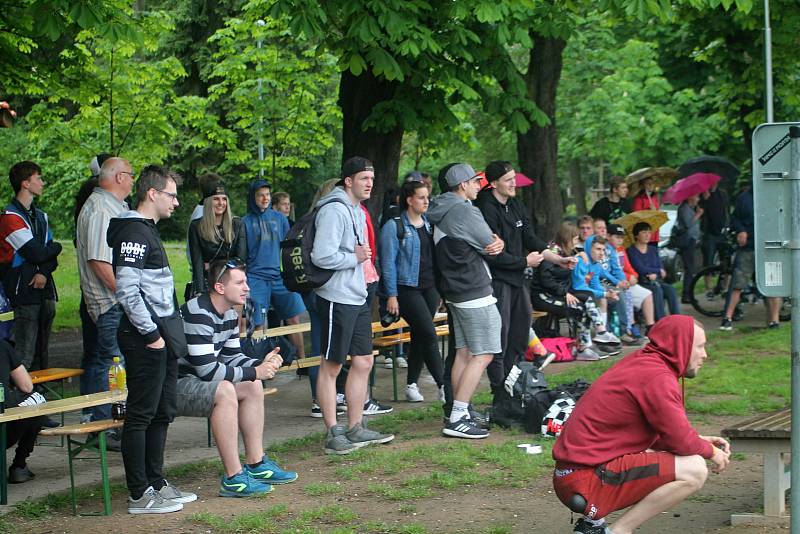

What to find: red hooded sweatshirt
left=553, top=315, right=714, bottom=467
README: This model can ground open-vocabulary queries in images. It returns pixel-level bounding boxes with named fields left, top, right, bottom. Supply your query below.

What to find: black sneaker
left=8, top=465, right=35, bottom=484
left=442, top=415, right=489, bottom=439
left=720, top=317, right=733, bottom=331
left=768, top=321, right=780, bottom=329
left=310, top=402, right=346, bottom=418
left=595, top=344, right=620, bottom=356
left=573, top=518, right=612, bottom=534
left=469, top=408, right=490, bottom=430
left=363, top=398, right=393, bottom=415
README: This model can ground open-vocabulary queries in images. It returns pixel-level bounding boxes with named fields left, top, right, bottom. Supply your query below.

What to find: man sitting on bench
left=552, top=316, right=731, bottom=534
left=1, top=339, right=45, bottom=484
left=178, top=258, right=298, bottom=497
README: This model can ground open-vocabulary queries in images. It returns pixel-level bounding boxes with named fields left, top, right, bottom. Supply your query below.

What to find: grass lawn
left=50, top=241, right=191, bottom=331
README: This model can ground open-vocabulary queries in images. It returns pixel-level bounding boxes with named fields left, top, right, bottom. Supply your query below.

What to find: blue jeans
left=80, top=303, right=123, bottom=421
left=641, top=279, right=679, bottom=320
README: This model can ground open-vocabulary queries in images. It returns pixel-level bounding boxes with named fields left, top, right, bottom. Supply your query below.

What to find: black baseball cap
left=339, top=156, right=374, bottom=185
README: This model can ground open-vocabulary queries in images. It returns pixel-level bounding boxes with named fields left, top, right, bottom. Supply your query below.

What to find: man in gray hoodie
left=427, top=163, right=504, bottom=439
left=311, top=156, right=394, bottom=455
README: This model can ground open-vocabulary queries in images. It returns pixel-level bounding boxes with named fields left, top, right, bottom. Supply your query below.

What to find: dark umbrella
left=678, top=155, right=739, bottom=182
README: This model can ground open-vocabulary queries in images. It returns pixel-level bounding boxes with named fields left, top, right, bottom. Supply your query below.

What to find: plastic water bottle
left=108, top=356, right=126, bottom=393
left=610, top=311, right=620, bottom=337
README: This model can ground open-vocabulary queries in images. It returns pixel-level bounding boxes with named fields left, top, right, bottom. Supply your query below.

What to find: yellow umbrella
left=624, top=167, right=678, bottom=189
left=612, top=210, right=669, bottom=248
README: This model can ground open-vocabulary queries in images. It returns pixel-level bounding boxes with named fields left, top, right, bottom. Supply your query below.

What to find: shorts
left=176, top=375, right=222, bottom=418
left=449, top=304, right=502, bottom=356
left=731, top=249, right=755, bottom=290
left=248, top=276, right=306, bottom=326
left=553, top=452, right=676, bottom=520
left=628, top=284, right=652, bottom=310
left=317, top=295, right=372, bottom=364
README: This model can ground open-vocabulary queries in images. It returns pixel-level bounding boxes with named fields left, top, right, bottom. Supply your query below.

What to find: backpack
left=280, top=199, right=359, bottom=293
left=491, top=361, right=551, bottom=430
left=529, top=337, right=575, bottom=363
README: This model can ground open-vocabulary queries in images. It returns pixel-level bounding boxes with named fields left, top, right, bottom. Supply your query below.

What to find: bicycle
left=689, top=231, right=791, bottom=321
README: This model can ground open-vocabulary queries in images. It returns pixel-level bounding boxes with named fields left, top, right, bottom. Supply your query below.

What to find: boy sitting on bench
left=178, top=259, right=297, bottom=497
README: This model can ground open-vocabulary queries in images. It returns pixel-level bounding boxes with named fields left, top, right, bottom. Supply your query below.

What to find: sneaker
left=8, top=465, right=35, bottom=484
left=363, top=398, right=393, bottom=415
left=105, top=429, right=122, bottom=452
left=573, top=517, right=613, bottom=534
left=768, top=321, right=780, bottom=329
left=41, top=417, right=60, bottom=429
left=246, top=454, right=298, bottom=484
left=720, top=317, right=733, bottom=331
left=705, top=290, right=715, bottom=301
left=442, top=415, right=489, bottom=439
left=575, top=347, right=607, bottom=361
left=438, top=385, right=446, bottom=402
left=384, top=358, right=394, bottom=369
left=593, top=331, right=620, bottom=345
left=469, top=408, right=490, bottom=430
left=345, top=421, right=395, bottom=447
left=310, top=402, right=345, bottom=418
left=336, top=393, right=348, bottom=413
left=396, top=356, right=408, bottom=368
left=619, top=333, right=639, bottom=346
left=324, top=424, right=359, bottom=455
left=158, top=480, right=197, bottom=503
left=128, top=486, right=183, bottom=514
left=595, top=344, right=620, bottom=356
left=219, top=471, right=273, bottom=498
left=405, top=383, right=424, bottom=402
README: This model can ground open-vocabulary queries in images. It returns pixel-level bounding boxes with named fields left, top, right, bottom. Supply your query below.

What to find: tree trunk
left=339, top=69, right=403, bottom=224
left=517, top=33, right=566, bottom=241
left=569, top=159, right=587, bottom=215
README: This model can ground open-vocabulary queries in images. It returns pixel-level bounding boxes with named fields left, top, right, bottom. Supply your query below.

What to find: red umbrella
left=479, top=172, right=535, bottom=190
left=662, top=172, right=722, bottom=205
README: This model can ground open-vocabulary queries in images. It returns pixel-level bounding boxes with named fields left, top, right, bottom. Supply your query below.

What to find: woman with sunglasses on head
left=379, top=180, right=445, bottom=403
left=187, top=179, right=247, bottom=298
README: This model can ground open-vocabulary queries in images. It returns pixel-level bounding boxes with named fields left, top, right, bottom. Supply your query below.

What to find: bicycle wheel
left=689, top=265, right=730, bottom=317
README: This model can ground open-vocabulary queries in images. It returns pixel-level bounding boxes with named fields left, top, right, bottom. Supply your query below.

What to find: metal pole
left=257, top=19, right=266, bottom=178
left=764, top=0, right=774, bottom=123
left=789, top=125, right=800, bottom=534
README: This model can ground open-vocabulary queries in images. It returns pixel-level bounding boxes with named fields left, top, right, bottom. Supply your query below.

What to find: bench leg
left=763, top=452, right=789, bottom=517
left=207, top=418, right=213, bottom=448
left=392, top=347, right=398, bottom=402
left=67, top=437, right=78, bottom=515
left=98, top=432, right=112, bottom=516
left=0, top=423, right=6, bottom=505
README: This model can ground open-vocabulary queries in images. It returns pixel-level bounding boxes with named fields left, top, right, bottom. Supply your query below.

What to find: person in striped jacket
left=178, top=258, right=298, bottom=497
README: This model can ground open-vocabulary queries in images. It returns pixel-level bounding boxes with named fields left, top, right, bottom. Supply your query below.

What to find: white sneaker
left=385, top=358, right=394, bottom=369
left=593, top=331, right=620, bottom=345
left=128, top=486, right=183, bottom=514
left=396, top=356, right=408, bottom=368
left=405, top=383, right=424, bottom=402
left=438, top=385, right=446, bottom=402
left=575, top=347, right=607, bottom=361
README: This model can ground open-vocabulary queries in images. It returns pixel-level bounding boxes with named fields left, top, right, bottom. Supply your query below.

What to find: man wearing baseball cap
left=476, top=161, right=576, bottom=402
left=428, top=163, right=504, bottom=439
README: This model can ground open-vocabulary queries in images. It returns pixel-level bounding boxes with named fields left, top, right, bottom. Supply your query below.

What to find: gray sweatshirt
left=311, top=187, right=368, bottom=305
left=427, top=192, right=494, bottom=253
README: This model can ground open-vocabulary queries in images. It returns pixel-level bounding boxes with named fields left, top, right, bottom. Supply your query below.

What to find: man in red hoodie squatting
left=551, top=315, right=731, bottom=534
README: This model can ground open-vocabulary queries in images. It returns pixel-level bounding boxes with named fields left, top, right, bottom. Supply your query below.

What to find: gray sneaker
left=128, top=486, right=183, bottom=514
left=158, top=480, right=197, bottom=503
left=324, top=424, right=359, bottom=455
left=346, top=421, right=395, bottom=447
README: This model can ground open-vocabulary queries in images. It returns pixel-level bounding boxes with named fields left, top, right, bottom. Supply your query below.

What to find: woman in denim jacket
left=379, top=180, right=444, bottom=403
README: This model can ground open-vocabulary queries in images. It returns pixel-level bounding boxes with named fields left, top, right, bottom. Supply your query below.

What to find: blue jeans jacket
left=378, top=212, right=431, bottom=297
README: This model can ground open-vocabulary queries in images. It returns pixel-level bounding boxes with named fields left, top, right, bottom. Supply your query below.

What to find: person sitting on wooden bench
left=551, top=316, right=731, bottom=534
left=179, top=259, right=297, bottom=497
left=1, top=339, right=46, bottom=483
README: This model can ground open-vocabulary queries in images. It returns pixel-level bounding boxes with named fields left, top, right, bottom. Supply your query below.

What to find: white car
left=658, top=206, right=683, bottom=283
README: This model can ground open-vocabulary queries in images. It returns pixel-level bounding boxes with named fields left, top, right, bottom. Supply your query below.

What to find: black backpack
left=280, top=199, right=359, bottom=293
left=491, top=361, right=550, bottom=429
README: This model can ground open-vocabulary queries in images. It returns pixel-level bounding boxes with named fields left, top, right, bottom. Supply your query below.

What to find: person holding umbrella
left=627, top=168, right=676, bottom=245
left=675, top=195, right=703, bottom=303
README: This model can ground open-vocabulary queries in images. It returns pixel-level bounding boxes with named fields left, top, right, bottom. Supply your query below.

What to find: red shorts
left=552, top=452, right=676, bottom=520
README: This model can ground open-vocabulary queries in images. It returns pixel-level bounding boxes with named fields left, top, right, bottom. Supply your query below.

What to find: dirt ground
left=4, top=413, right=789, bottom=534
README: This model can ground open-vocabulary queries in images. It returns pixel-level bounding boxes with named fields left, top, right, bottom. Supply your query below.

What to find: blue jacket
left=378, top=212, right=432, bottom=297
left=584, top=235, right=624, bottom=286
left=241, top=180, right=290, bottom=280
left=572, top=253, right=607, bottom=299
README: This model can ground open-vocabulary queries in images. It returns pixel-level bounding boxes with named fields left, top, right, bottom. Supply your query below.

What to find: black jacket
left=187, top=217, right=247, bottom=295
left=530, top=260, right=572, bottom=297
left=475, top=190, right=547, bottom=287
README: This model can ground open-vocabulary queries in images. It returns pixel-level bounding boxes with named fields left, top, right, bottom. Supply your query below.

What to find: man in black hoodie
left=476, top=161, right=575, bottom=400
left=107, top=165, right=196, bottom=514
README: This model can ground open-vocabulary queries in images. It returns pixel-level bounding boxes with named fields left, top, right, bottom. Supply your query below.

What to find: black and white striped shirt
left=179, top=294, right=258, bottom=382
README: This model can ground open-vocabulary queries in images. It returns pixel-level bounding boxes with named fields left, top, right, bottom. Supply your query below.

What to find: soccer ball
left=541, top=397, right=575, bottom=437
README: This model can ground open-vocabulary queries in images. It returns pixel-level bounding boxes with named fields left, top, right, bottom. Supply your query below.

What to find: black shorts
left=317, top=295, right=373, bottom=364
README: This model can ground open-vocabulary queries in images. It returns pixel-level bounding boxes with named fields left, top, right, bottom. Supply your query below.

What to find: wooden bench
left=722, top=408, right=790, bottom=524
left=0, top=390, right=127, bottom=506
left=40, top=419, right=124, bottom=515
left=373, top=325, right=450, bottom=401
left=30, top=368, right=85, bottom=444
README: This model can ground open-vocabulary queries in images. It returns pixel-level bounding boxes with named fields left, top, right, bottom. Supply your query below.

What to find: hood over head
left=247, top=179, right=271, bottom=215
left=635, top=315, right=696, bottom=376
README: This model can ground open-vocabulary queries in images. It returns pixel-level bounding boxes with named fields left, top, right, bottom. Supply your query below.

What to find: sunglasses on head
left=215, top=258, right=246, bottom=284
